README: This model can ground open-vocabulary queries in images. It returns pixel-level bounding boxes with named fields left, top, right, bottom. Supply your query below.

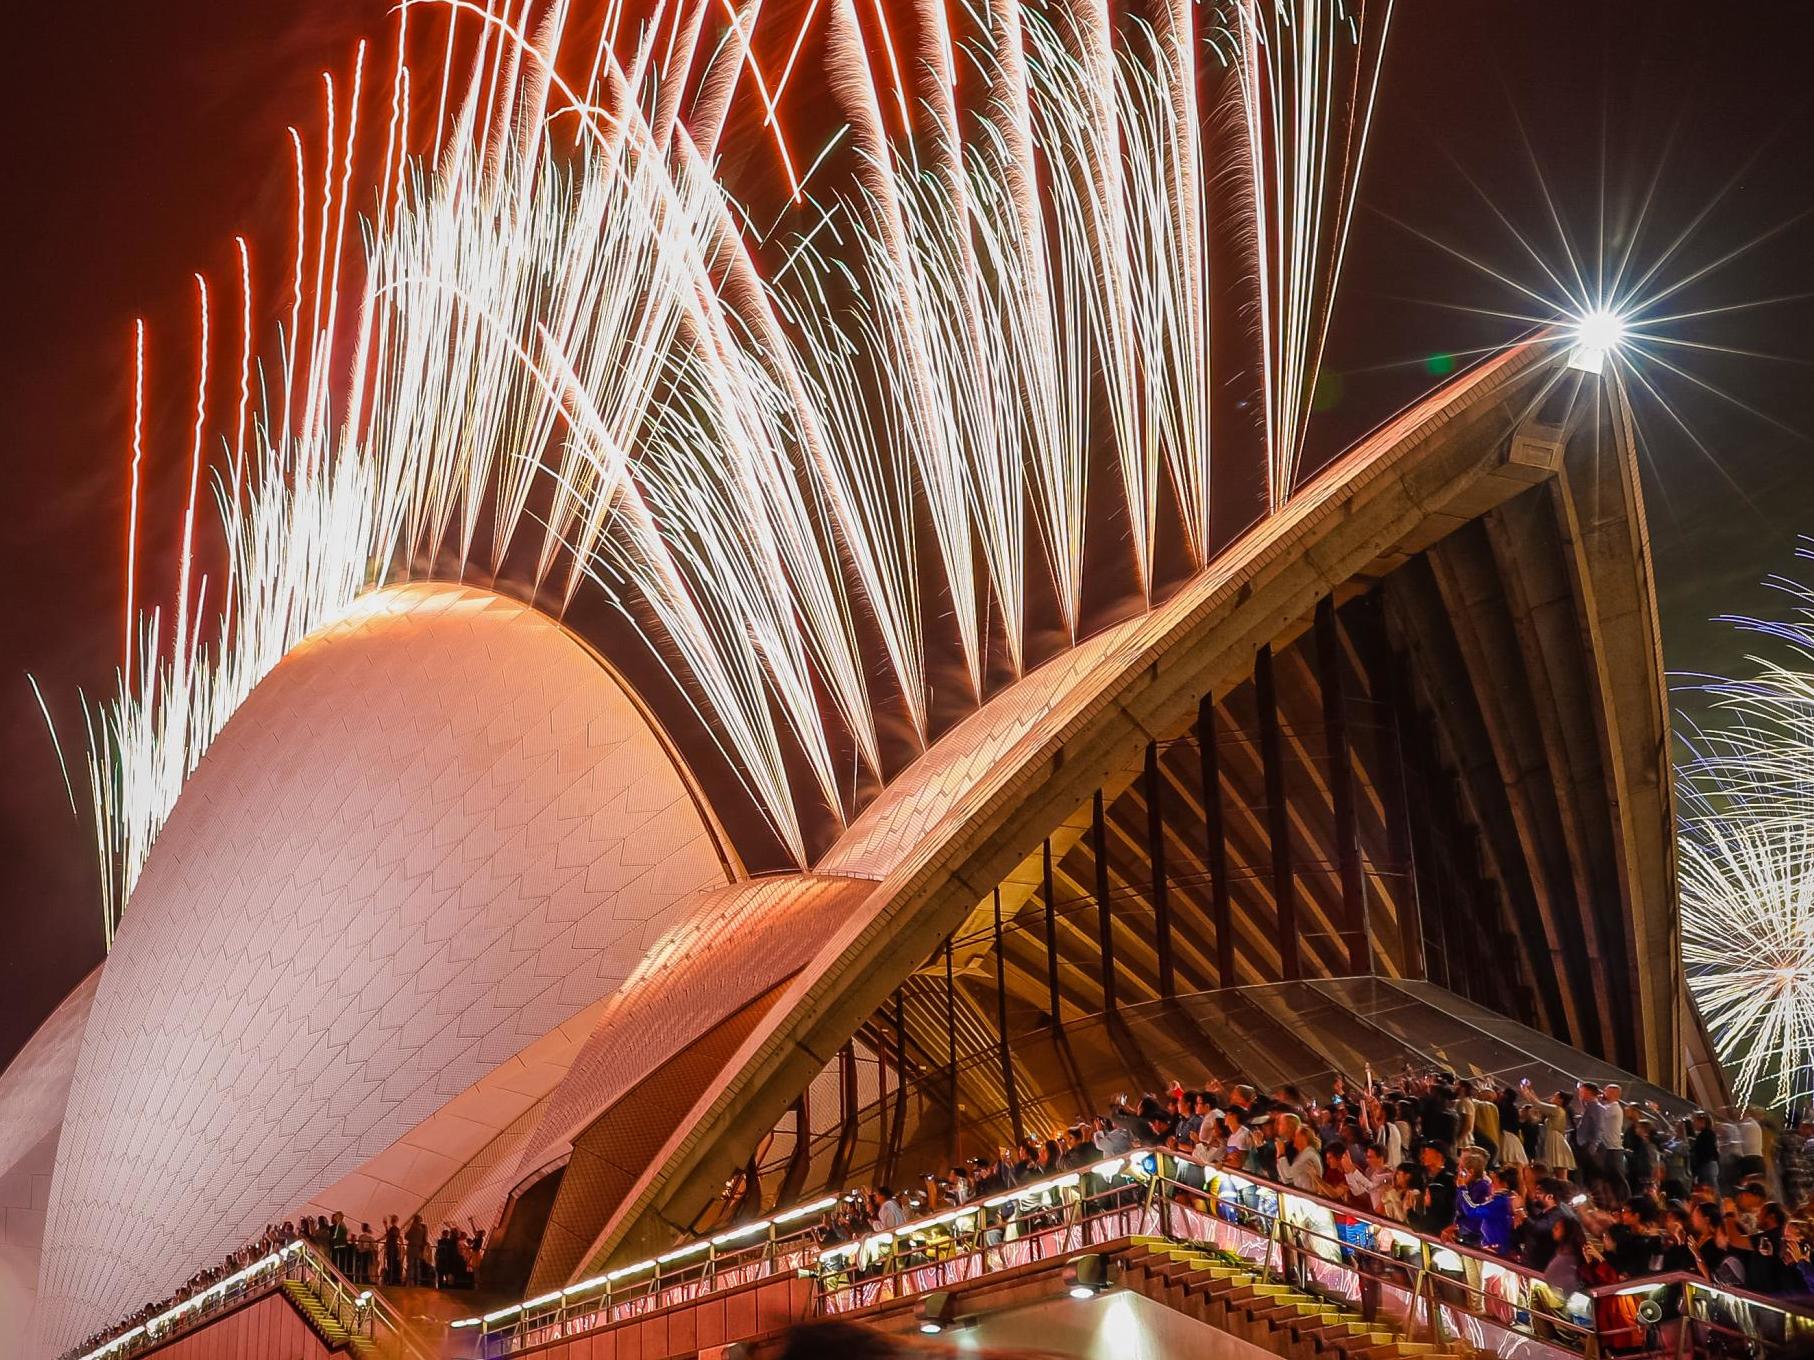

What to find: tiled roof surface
left=34, top=585, right=726, bottom=1354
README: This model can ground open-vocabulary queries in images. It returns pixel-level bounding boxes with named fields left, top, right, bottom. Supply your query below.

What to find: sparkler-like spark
left=1680, top=569, right=1814, bottom=1111
left=1215, top=0, right=1393, bottom=512
left=79, top=0, right=1392, bottom=934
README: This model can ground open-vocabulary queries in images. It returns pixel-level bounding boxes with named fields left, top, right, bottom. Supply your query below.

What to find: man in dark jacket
left=1408, top=1143, right=1457, bottom=1236
left=382, top=1216, right=403, bottom=1286
left=1058, top=1124, right=1097, bottom=1171
left=404, top=1213, right=430, bottom=1287
left=1606, top=1198, right=1662, bottom=1278
left=1517, top=1179, right=1578, bottom=1271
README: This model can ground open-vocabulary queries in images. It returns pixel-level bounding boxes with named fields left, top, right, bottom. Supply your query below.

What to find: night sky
left=3, top=1, right=1811, bottom=1070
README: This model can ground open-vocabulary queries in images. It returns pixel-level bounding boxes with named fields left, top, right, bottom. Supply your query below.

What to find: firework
left=1680, top=569, right=1814, bottom=1111
left=78, top=0, right=1393, bottom=934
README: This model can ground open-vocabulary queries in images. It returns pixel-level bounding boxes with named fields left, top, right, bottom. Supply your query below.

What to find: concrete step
left=1155, top=1259, right=1222, bottom=1283
left=1122, top=1236, right=1435, bottom=1360
left=1244, top=1303, right=1303, bottom=1324
left=1326, top=1331, right=1403, bottom=1352
left=1303, top=1318, right=1388, bottom=1340
left=1228, top=1281, right=1298, bottom=1301
left=1166, top=1266, right=1234, bottom=1292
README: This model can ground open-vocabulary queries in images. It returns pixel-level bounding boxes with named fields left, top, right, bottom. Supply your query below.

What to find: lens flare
left=1381, top=102, right=1802, bottom=496
left=1567, top=307, right=1626, bottom=373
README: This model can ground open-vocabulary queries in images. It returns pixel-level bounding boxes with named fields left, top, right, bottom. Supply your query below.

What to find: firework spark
left=78, top=0, right=1392, bottom=934
left=1680, top=567, right=1814, bottom=1111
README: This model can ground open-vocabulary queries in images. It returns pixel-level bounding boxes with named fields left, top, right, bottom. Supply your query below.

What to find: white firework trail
left=78, top=0, right=1391, bottom=936
left=1215, top=0, right=1393, bottom=513
left=1679, top=569, right=1814, bottom=1111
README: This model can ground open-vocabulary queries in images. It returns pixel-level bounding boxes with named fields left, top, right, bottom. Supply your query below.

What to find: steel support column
left=1198, top=694, right=1234, bottom=989
left=881, top=989, right=909, bottom=1187
left=1255, top=644, right=1300, bottom=981
left=992, top=890, right=1024, bottom=1143
left=777, top=1092, right=812, bottom=1206
left=1043, top=839, right=1061, bottom=1026
left=945, top=939, right=959, bottom=1162
left=827, top=1041, right=860, bottom=1189
left=1361, top=598, right=1427, bottom=980
left=1145, top=743, right=1175, bottom=997
left=1316, top=597, right=1372, bottom=976
left=1092, top=790, right=1117, bottom=1012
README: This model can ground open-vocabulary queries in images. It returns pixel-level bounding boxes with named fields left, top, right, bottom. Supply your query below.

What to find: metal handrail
left=64, top=1237, right=430, bottom=1360
left=456, top=1152, right=1814, bottom=1358
left=63, top=1242, right=306, bottom=1360
left=812, top=1157, right=1603, bottom=1354
left=284, top=1242, right=435, bottom=1360
left=96, top=1156, right=1814, bottom=1360
left=1589, top=1270, right=1814, bottom=1358
left=458, top=1197, right=840, bottom=1355
left=817, top=1156, right=1814, bottom=1359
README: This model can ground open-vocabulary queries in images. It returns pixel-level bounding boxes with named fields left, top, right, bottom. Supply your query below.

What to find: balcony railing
left=65, top=1236, right=425, bottom=1360
left=452, top=1195, right=841, bottom=1354
left=459, top=1153, right=1814, bottom=1360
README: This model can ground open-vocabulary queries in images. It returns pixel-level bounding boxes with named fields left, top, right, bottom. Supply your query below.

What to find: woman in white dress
left=1496, top=1105, right=1530, bottom=1167
left=1477, top=1091, right=1527, bottom=1166
left=1524, top=1088, right=1577, bottom=1172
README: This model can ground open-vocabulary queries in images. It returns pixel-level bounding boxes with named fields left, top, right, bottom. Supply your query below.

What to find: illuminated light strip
left=710, top=1219, right=771, bottom=1245
left=458, top=1195, right=845, bottom=1327
left=301, top=1153, right=1140, bottom=1334
left=771, top=1195, right=839, bottom=1224
left=418, top=1156, right=1814, bottom=1341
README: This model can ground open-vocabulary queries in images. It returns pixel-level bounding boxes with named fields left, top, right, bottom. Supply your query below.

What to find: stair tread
left=1122, top=1234, right=1451, bottom=1360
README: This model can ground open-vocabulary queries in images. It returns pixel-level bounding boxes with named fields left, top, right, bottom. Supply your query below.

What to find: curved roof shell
left=33, top=584, right=728, bottom=1354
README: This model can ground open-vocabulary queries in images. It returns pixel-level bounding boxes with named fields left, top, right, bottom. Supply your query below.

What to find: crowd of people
left=822, top=1067, right=1814, bottom=1320
left=69, top=1065, right=1814, bottom=1358
left=291, top=1209, right=489, bottom=1290
left=65, top=1210, right=490, bottom=1358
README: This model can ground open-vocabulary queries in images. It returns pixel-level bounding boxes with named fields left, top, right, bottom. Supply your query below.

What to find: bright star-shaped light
left=1567, top=307, right=1627, bottom=374
left=1576, top=308, right=1626, bottom=352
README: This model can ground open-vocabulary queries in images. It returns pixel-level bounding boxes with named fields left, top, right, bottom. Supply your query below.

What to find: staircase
left=1121, top=1237, right=1440, bottom=1360
left=280, top=1278, right=384, bottom=1359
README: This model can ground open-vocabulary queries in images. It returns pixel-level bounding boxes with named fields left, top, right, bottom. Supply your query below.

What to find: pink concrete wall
left=139, top=1292, right=333, bottom=1360
left=506, top=1275, right=816, bottom=1360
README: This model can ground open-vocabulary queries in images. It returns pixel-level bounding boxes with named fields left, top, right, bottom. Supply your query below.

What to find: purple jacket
left=1453, top=1178, right=1516, bottom=1255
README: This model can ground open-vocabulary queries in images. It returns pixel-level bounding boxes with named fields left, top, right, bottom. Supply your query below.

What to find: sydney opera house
left=0, top=2, right=1760, bottom=1359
